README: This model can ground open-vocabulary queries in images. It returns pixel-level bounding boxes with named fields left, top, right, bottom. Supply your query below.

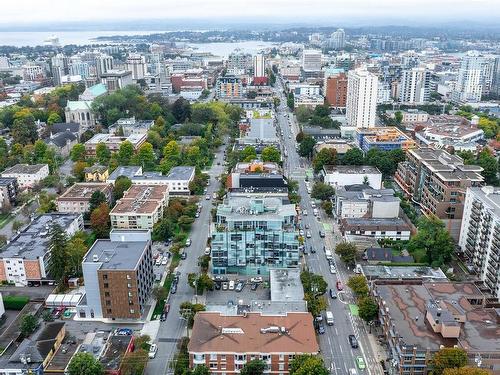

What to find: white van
left=313, top=208, right=319, bottom=216
left=326, top=311, right=334, bottom=326
left=325, top=250, right=333, bottom=260
left=229, top=280, right=235, bottom=290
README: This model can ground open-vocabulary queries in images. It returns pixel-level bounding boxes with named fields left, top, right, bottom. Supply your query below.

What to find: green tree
left=311, top=182, right=335, bottom=201
left=47, top=223, right=69, bottom=282
left=117, top=140, right=134, bottom=165
left=47, top=112, right=62, bottom=125
left=321, top=200, right=333, bottom=216
left=443, top=368, right=491, bottom=375
left=408, top=215, right=454, bottom=266
left=432, top=348, right=468, bottom=375
left=95, top=143, right=111, bottom=165
left=477, top=149, right=499, bottom=185
left=12, top=115, right=38, bottom=145
left=172, top=97, right=192, bottom=122
left=121, top=349, right=149, bottom=375
left=298, top=136, right=316, bottom=157
left=358, top=296, right=378, bottom=322
left=66, top=235, right=88, bottom=277
left=191, top=365, right=211, bottom=375
left=113, top=176, right=132, bottom=200
left=394, top=111, right=403, bottom=124
left=133, top=142, right=156, bottom=171
left=313, top=148, right=337, bottom=173
left=152, top=286, right=168, bottom=301
left=261, top=146, right=281, bottom=163
left=20, top=314, right=38, bottom=337
left=240, top=359, right=266, bottom=375
left=290, top=354, right=329, bottom=375
left=241, top=146, right=257, bottom=162
left=73, top=161, right=88, bottom=182
left=295, top=105, right=313, bottom=123
left=342, top=148, right=364, bottom=165
left=68, top=352, right=104, bottom=375
left=160, top=140, right=181, bottom=173
left=287, top=92, right=294, bottom=109
left=37, top=191, right=57, bottom=213
left=88, top=190, right=107, bottom=214
left=90, top=203, right=111, bottom=238
left=335, top=242, right=357, bottom=266
left=70, top=143, right=86, bottom=162
left=347, top=275, right=369, bottom=297
left=300, top=270, right=328, bottom=295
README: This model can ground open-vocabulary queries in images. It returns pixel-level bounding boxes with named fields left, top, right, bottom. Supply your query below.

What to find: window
left=279, top=363, right=285, bottom=371
left=127, top=283, right=132, bottom=288
left=210, top=354, right=217, bottom=361
left=279, top=354, right=284, bottom=361
left=130, top=309, right=135, bottom=314
left=106, top=309, right=112, bottom=314
left=105, top=292, right=110, bottom=297
left=105, top=300, right=111, bottom=306
left=103, top=283, right=109, bottom=288
left=209, top=363, right=218, bottom=369
left=126, top=274, right=131, bottom=280
left=102, top=274, right=108, bottom=280
left=221, top=355, right=226, bottom=361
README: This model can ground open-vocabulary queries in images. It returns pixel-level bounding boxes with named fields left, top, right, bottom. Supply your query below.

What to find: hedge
left=2, top=295, right=29, bottom=310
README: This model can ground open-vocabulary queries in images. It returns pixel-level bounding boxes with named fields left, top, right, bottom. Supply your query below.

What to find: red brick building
left=325, top=73, right=348, bottom=108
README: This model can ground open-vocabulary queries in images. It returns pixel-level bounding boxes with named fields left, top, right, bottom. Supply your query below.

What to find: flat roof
left=108, top=166, right=142, bottom=181
left=58, top=183, right=112, bottom=201
left=110, top=185, right=168, bottom=215
left=0, top=214, right=81, bottom=259
left=100, top=335, right=132, bottom=370
left=188, top=312, right=318, bottom=354
left=342, top=217, right=410, bottom=231
left=83, top=237, right=148, bottom=270
left=166, top=166, right=195, bottom=181
left=270, top=269, right=304, bottom=302
left=323, top=165, right=381, bottom=175
left=361, top=265, right=448, bottom=280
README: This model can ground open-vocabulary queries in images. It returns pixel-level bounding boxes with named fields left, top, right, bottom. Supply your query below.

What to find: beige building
left=84, top=165, right=109, bottom=182
left=110, top=185, right=169, bottom=230
left=1, top=164, right=50, bottom=189
left=57, top=183, right=113, bottom=214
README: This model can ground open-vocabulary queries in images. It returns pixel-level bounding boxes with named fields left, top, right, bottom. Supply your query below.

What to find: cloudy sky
left=0, top=0, right=498, bottom=26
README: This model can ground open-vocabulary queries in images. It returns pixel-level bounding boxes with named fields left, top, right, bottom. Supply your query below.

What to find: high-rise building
left=452, top=51, right=492, bottom=103
left=325, top=73, right=348, bottom=108
left=126, top=53, right=147, bottom=80
left=399, top=67, right=432, bottom=104
left=216, top=76, right=242, bottom=98
left=253, top=53, right=266, bottom=78
left=346, top=68, right=378, bottom=128
left=459, top=186, right=500, bottom=299
left=301, top=49, right=322, bottom=72
left=69, top=59, right=90, bottom=79
left=96, top=54, right=114, bottom=79
left=51, top=53, right=69, bottom=86
left=329, top=29, right=346, bottom=50
left=492, top=56, right=500, bottom=97
left=227, top=52, right=253, bottom=73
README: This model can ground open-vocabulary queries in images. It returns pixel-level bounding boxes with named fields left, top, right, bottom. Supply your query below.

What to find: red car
left=336, top=281, right=343, bottom=291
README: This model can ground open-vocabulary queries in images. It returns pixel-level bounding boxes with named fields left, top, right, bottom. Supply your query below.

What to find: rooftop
left=188, top=312, right=319, bottom=354
left=57, top=183, right=112, bottom=201
left=270, top=269, right=304, bottom=303
left=217, top=196, right=296, bottom=221
left=108, top=166, right=142, bottom=181
left=1, top=164, right=48, bottom=175
left=110, top=185, right=168, bottom=215
left=361, top=265, right=447, bottom=280
left=0, top=214, right=81, bottom=259
left=85, top=133, right=146, bottom=146
left=100, top=335, right=132, bottom=371
left=84, top=164, right=109, bottom=174
left=165, top=166, right=195, bottom=181
left=0, top=177, right=17, bottom=186
left=342, top=217, right=410, bottom=231
left=83, top=236, right=149, bottom=270
left=323, top=165, right=381, bottom=175
left=467, top=186, right=500, bottom=218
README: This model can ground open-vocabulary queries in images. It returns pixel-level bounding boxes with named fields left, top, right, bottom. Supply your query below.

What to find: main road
left=274, top=79, right=383, bottom=375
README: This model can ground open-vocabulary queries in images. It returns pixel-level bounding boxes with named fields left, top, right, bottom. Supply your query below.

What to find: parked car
left=204, top=247, right=211, bottom=255
left=181, top=252, right=187, bottom=260
left=155, top=258, right=162, bottom=266
left=195, top=212, right=200, bottom=218
left=299, top=229, right=305, bottom=236
left=329, top=289, right=337, bottom=299
left=148, top=344, right=158, bottom=359
left=251, top=283, right=258, bottom=291
left=305, top=223, right=310, bottom=229
left=228, top=280, right=235, bottom=290
left=250, top=277, right=263, bottom=283
left=160, top=312, right=167, bottom=321
left=306, top=231, right=312, bottom=238
left=336, top=281, right=343, bottom=291
left=349, top=369, right=358, bottom=375
left=170, top=284, right=177, bottom=294
left=116, top=328, right=133, bottom=336
left=317, top=324, right=325, bottom=334
left=356, top=357, right=366, bottom=370
left=319, top=230, right=325, bottom=238
left=206, top=195, right=210, bottom=200
left=161, top=257, right=168, bottom=265
left=349, top=334, right=359, bottom=348
left=185, top=238, right=191, bottom=247
left=330, top=265, right=337, bottom=274
left=235, top=282, right=244, bottom=292
left=310, top=247, right=316, bottom=254
left=222, top=282, right=228, bottom=290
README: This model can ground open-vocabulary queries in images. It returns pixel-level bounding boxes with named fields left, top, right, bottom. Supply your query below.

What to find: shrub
left=3, top=295, right=29, bottom=310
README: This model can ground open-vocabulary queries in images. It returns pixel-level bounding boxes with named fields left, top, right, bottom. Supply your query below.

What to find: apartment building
left=395, top=148, right=483, bottom=237
left=211, top=196, right=299, bottom=275
left=0, top=177, right=19, bottom=209
left=0, top=214, right=83, bottom=286
left=459, top=186, right=500, bottom=299
left=325, top=73, right=348, bottom=108
left=216, top=76, right=242, bottom=98
left=84, top=133, right=147, bottom=157
left=188, top=312, right=319, bottom=374
left=1, top=164, right=50, bottom=189
left=78, top=230, right=154, bottom=320
left=346, top=68, right=378, bottom=128
left=323, top=165, right=383, bottom=190
left=398, top=67, right=432, bottom=104
left=56, top=183, right=113, bottom=214
left=110, top=185, right=169, bottom=230
left=387, top=109, right=429, bottom=124
left=374, top=281, right=500, bottom=374
left=334, top=187, right=400, bottom=220
left=355, top=127, right=417, bottom=152
left=340, top=217, right=411, bottom=241
left=108, top=117, right=154, bottom=136
left=301, top=49, right=322, bottom=72
left=100, top=69, right=133, bottom=92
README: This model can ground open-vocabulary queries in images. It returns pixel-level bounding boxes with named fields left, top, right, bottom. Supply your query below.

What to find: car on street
left=349, top=369, right=358, bottom=375
left=299, top=229, right=304, bottom=236
left=311, top=201, right=316, bottom=208
left=148, top=344, right=158, bottom=359
left=213, top=192, right=217, bottom=199
left=195, top=212, right=200, bottom=218
left=185, top=238, right=191, bottom=246
left=306, top=231, right=311, bottom=238
left=329, top=289, right=337, bottom=299
left=181, top=252, right=187, bottom=260
left=303, top=210, right=308, bottom=216
left=160, top=312, right=167, bottom=321
left=155, top=258, right=162, bottom=266
left=170, top=284, right=177, bottom=294
left=305, top=223, right=310, bottom=229
left=161, top=257, right=168, bottom=265
left=251, top=283, right=258, bottom=291
left=214, top=282, right=221, bottom=290
left=250, top=277, right=263, bottom=283
left=222, top=282, right=228, bottom=290
left=315, top=314, right=323, bottom=323
left=336, top=281, right=343, bottom=291
left=116, top=328, right=133, bottom=336
left=317, top=324, right=325, bottom=334
left=204, top=247, right=211, bottom=255
left=349, top=334, right=359, bottom=348
left=319, top=230, right=325, bottom=238
left=356, top=357, right=366, bottom=370
left=330, top=265, right=336, bottom=274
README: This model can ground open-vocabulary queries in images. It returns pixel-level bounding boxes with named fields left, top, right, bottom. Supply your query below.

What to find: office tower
left=96, top=54, right=114, bottom=79
left=452, top=51, right=490, bottom=102
left=346, top=68, right=378, bottom=128
left=253, top=53, right=266, bottom=78
left=126, top=53, right=147, bottom=80
left=330, top=29, right=346, bottom=50
left=301, top=49, right=322, bottom=72
left=51, top=53, right=69, bottom=86
left=399, top=67, right=432, bottom=104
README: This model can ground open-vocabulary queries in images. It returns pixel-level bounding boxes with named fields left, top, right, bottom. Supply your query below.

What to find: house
left=45, top=131, right=78, bottom=157
left=363, top=247, right=414, bottom=264
left=1, top=164, right=50, bottom=189
left=84, top=165, right=109, bottom=182
left=84, top=133, right=147, bottom=157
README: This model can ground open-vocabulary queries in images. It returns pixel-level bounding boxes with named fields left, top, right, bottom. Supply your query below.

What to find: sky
left=0, top=0, right=499, bottom=27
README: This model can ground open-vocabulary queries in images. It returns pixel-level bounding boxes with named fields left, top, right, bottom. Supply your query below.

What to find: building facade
left=398, top=67, right=431, bottom=104
left=346, top=68, right=378, bottom=128
left=325, top=73, right=348, bottom=108
left=356, top=127, right=417, bottom=152
left=56, top=183, right=113, bottom=214
left=1, top=164, right=49, bottom=189
left=322, top=165, right=383, bottom=190
left=216, top=76, right=242, bottom=98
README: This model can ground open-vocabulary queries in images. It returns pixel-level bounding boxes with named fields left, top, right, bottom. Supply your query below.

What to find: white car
left=161, top=257, right=168, bottom=265
left=303, top=210, right=308, bottom=216
left=330, top=265, right=337, bottom=274
left=204, top=247, right=211, bottom=256
left=306, top=231, right=312, bottom=238
left=250, top=277, right=263, bottom=283
left=185, top=238, right=192, bottom=247
left=148, top=344, right=158, bottom=359
left=155, top=259, right=162, bottom=266
left=206, top=195, right=211, bottom=200
left=299, top=229, right=305, bottom=236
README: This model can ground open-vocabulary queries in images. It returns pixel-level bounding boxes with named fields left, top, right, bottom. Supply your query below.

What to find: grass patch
left=153, top=273, right=175, bottom=317
left=0, top=213, right=13, bottom=229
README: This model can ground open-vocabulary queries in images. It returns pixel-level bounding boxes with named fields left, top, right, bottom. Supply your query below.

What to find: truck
left=326, top=311, right=334, bottom=326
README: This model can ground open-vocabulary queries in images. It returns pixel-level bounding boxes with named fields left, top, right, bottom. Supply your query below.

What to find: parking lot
left=205, top=279, right=271, bottom=305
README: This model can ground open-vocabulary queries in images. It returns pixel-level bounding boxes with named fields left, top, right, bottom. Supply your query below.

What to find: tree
left=313, top=148, right=337, bottom=173
left=261, top=146, right=281, bottom=163
left=12, top=115, right=38, bottom=145
left=432, top=348, right=468, bottom=375
left=73, top=161, right=88, bottom=182
left=20, top=314, right=38, bottom=337
left=113, top=176, right=132, bottom=200
left=311, top=182, right=335, bottom=201
left=95, top=143, right=111, bottom=165
left=241, top=146, right=257, bottom=162
left=90, top=203, right=111, bottom=238
left=160, top=140, right=181, bottom=173
left=47, top=223, right=69, bottom=283
left=191, top=365, right=211, bottom=375
left=37, top=191, right=57, bottom=213
left=314, top=104, right=330, bottom=118
left=172, top=98, right=192, bottom=122
left=70, top=143, right=86, bottom=162
left=300, top=270, right=328, bottom=295
left=295, top=105, right=313, bottom=123
left=298, top=136, right=316, bottom=157
left=295, top=131, right=304, bottom=143
left=134, top=335, right=151, bottom=351
left=335, top=242, right=357, bottom=266
left=88, top=190, right=107, bottom=215
left=240, top=359, right=266, bottom=375
left=290, top=355, right=329, bottom=375
left=408, top=215, right=454, bottom=266
left=477, top=149, right=499, bottom=185
left=394, top=111, right=403, bottom=124
left=47, top=112, right=62, bottom=125
left=347, top=275, right=369, bottom=297
left=152, top=285, right=168, bottom=301
left=68, top=352, right=104, bottom=375
left=443, top=368, right=491, bottom=375
left=133, top=142, right=156, bottom=171
left=66, top=234, right=88, bottom=276
left=117, top=141, right=134, bottom=165
left=342, top=148, right=364, bottom=165
left=321, top=200, right=333, bottom=216
left=287, top=92, right=294, bottom=109
left=121, top=349, right=149, bottom=375
left=358, top=296, right=378, bottom=322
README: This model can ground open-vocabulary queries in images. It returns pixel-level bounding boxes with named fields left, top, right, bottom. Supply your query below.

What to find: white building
left=302, top=50, right=322, bottom=72
left=294, top=95, right=325, bottom=109
left=329, top=29, right=346, bottom=50
left=126, top=53, right=147, bottom=80
left=459, top=186, right=500, bottom=299
left=1, top=164, right=49, bottom=189
left=346, top=68, right=378, bottom=128
left=291, top=83, right=321, bottom=96
left=335, top=187, right=400, bottom=219
left=452, top=52, right=489, bottom=103
left=399, top=67, right=431, bottom=104
left=96, top=53, right=114, bottom=78
left=322, top=165, right=382, bottom=190
left=253, top=53, right=266, bottom=78
left=65, top=100, right=96, bottom=130
left=22, top=63, right=44, bottom=81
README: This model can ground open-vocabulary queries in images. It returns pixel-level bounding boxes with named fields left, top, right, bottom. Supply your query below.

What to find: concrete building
left=386, top=109, right=429, bottom=124
left=293, top=95, right=324, bottom=109
left=78, top=230, right=154, bottom=320
left=0, top=177, right=19, bottom=210
left=216, top=76, right=242, bottom=98
left=100, top=70, right=133, bottom=92
left=356, top=127, right=417, bottom=152
left=1, top=164, right=49, bottom=189
left=188, top=312, right=319, bottom=374
left=374, top=281, right=500, bottom=374
left=242, top=118, right=278, bottom=143
left=322, top=165, right=383, bottom=190
left=459, top=186, right=500, bottom=299
left=341, top=217, right=411, bottom=240
left=301, top=50, right=322, bottom=72
left=290, top=84, right=321, bottom=96
left=110, top=185, right=169, bottom=230
left=334, top=187, right=400, bottom=220
left=329, top=29, right=346, bottom=50
left=108, top=117, right=154, bottom=137
left=452, top=51, right=490, bottom=103
left=65, top=100, right=96, bottom=130
left=211, top=196, right=299, bottom=275
left=227, top=52, right=253, bottom=73
left=253, top=53, right=266, bottom=78
left=395, top=148, right=484, bottom=239
left=0, top=214, right=83, bottom=286
left=84, top=133, right=147, bottom=157
left=346, top=68, right=378, bottom=128
left=227, top=161, right=286, bottom=190
left=325, top=73, right=348, bottom=108
left=96, top=54, right=114, bottom=78
left=56, top=183, right=113, bottom=214
left=79, top=83, right=108, bottom=101
left=126, top=53, right=146, bottom=80
left=399, top=67, right=432, bottom=104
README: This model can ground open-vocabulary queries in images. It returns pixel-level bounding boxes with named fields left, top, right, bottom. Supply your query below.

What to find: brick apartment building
left=188, top=312, right=318, bottom=374
left=325, top=73, right=348, bottom=108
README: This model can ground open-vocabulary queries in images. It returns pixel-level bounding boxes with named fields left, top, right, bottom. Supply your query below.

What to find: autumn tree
left=335, top=242, right=357, bottom=266
left=432, top=348, right=468, bottom=375
left=290, top=354, right=329, bottom=375
left=90, top=203, right=111, bottom=238
left=347, top=275, right=369, bottom=297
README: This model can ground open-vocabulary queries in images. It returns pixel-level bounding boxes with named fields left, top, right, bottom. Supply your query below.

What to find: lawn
left=0, top=213, right=12, bottom=229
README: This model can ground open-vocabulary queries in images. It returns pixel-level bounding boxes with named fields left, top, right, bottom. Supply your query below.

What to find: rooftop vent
left=92, top=254, right=99, bottom=262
